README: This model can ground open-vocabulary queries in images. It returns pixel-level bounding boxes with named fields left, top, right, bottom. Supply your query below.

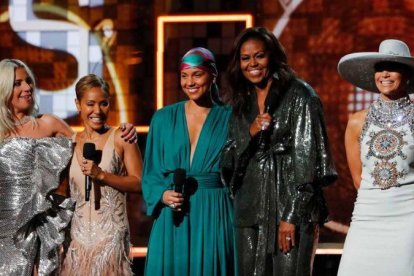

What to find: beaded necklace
left=13, top=116, right=33, bottom=127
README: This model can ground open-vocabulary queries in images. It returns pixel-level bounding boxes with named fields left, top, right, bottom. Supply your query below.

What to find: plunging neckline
left=74, top=128, right=114, bottom=169
left=182, top=101, right=214, bottom=169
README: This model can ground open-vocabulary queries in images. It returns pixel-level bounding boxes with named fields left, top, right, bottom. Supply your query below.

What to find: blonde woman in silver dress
left=60, top=74, right=142, bottom=275
left=337, top=39, right=414, bottom=276
left=0, top=58, right=75, bottom=275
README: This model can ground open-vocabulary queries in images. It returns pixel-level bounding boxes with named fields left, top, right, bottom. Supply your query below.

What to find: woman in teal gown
left=143, top=47, right=236, bottom=275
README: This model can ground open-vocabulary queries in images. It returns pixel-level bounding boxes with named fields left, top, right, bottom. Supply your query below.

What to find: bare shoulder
left=114, top=127, right=138, bottom=149
left=114, top=127, right=126, bottom=146
left=346, top=109, right=368, bottom=137
left=38, top=113, right=62, bottom=124
left=37, top=114, right=73, bottom=137
left=348, top=109, right=367, bottom=127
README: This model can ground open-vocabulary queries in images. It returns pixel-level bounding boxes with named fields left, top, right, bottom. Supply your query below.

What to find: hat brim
left=337, top=52, right=414, bottom=93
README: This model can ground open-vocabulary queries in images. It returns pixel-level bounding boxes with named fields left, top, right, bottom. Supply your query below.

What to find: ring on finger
left=170, top=203, right=176, bottom=209
left=285, top=236, right=291, bottom=241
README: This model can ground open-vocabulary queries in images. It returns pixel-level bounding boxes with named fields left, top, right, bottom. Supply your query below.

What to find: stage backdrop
left=1, top=0, right=412, bottom=245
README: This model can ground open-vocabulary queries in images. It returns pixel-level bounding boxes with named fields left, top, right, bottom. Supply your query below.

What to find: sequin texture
left=60, top=129, right=132, bottom=276
left=222, top=78, right=337, bottom=275
left=361, top=96, right=414, bottom=189
left=0, top=137, right=74, bottom=276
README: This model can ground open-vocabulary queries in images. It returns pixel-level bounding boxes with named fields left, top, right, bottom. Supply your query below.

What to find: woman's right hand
left=249, top=113, right=272, bottom=137
left=162, top=190, right=184, bottom=211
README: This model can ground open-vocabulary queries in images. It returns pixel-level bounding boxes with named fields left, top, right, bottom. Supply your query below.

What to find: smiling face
left=374, top=62, right=410, bottom=100
left=10, top=67, right=34, bottom=116
left=76, top=86, right=110, bottom=130
left=180, top=67, right=213, bottom=101
left=239, top=38, right=270, bottom=86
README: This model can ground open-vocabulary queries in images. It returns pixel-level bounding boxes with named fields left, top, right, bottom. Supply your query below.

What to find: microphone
left=83, top=143, right=96, bottom=201
left=257, top=91, right=277, bottom=152
left=173, top=168, right=186, bottom=195
left=173, top=168, right=186, bottom=226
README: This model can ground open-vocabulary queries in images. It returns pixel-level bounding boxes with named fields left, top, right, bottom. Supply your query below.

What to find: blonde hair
left=0, top=59, right=38, bottom=140
left=75, top=74, right=110, bottom=100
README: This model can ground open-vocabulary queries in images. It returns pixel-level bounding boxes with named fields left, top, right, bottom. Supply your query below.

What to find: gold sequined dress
left=60, top=129, right=132, bottom=276
left=338, top=97, right=414, bottom=276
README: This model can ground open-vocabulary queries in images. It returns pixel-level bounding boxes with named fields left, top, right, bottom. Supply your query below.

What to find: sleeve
left=142, top=112, right=169, bottom=216
left=220, top=115, right=259, bottom=196
left=15, top=138, right=75, bottom=275
left=220, top=117, right=237, bottom=190
left=281, top=95, right=337, bottom=224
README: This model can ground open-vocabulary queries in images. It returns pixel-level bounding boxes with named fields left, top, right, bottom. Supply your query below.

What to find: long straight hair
left=0, top=59, right=38, bottom=140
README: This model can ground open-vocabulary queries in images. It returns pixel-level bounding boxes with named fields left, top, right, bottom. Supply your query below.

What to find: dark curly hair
left=223, top=27, right=295, bottom=116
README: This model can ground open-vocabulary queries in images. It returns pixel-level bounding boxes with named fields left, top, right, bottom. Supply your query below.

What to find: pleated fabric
left=0, top=137, right=74, bottom=276
left=143, top=101, right=236, bottom=276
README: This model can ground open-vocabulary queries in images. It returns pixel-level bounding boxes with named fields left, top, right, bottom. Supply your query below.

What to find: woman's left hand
left=81, top=159, right=104, bottom=181
left=278, top=221, right=296, bottom=253
left=120, top=123, right=138, bottom=143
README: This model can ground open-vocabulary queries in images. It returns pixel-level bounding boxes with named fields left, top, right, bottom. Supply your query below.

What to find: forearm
left=95, top=171, right=141, bottom=193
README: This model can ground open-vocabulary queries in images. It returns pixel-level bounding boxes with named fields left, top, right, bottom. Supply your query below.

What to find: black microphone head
left=83, top=143, right=96, bottom=160
left=173, top=168, right=186, bottom=185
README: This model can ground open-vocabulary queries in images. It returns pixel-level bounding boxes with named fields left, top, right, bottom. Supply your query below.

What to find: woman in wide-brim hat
left=337, top=39, right=414, bottom=276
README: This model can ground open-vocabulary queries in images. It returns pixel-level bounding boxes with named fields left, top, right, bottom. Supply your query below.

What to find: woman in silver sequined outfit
left=0, top=59, right=75, bottom=276
left=221, top=27, right=337, bottom=276
left=337, top=40, right=414, bottom=276
left=0, top=60, right=137, bottom=276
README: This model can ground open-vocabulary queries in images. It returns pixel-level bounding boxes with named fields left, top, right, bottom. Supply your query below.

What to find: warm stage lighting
left=129, top=243, right=343, bottom=258
left=72, top=126, right=149, bottom=133
left=70, top=14, right=253, bottom=134
left=156, top=14, right=254, bottom=110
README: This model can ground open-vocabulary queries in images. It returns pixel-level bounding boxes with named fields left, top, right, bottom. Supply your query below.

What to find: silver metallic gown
left=0, top=137, right=74, bottom=276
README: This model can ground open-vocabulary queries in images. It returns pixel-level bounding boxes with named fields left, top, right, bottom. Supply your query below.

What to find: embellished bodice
left=360, top=97, right=414, bottom=189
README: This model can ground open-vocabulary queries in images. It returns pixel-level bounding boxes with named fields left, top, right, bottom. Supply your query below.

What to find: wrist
left=97, top=169, right=105, bottom=182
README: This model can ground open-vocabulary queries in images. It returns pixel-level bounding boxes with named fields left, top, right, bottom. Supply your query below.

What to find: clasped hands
left=249, top=113, right=272, bottom=137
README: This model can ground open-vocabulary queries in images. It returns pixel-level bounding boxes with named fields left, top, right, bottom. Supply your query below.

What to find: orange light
left=71, top=126, right=149, bottom=133
left=130, top=247, right=148, bottom=258
left=129, top=244, right=343, bottom=258
left=315, top=248, right=343, bottom=255
left=156, top=14, right=253, bottom=110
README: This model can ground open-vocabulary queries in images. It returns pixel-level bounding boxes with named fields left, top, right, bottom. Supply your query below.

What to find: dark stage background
left=1, top=0, right=411, bottom=250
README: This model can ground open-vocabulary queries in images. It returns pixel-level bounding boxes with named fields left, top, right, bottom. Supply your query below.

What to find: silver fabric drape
left=0, top=137, right=74, bottom=276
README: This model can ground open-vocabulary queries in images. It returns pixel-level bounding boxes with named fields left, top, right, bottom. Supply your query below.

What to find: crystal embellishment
left=367, top=129, right=407, bottom=160
left=362, top=96, right=414, bottom=189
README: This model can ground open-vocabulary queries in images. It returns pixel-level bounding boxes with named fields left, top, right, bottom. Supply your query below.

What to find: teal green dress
left=143, top=101, right=236, bottom=276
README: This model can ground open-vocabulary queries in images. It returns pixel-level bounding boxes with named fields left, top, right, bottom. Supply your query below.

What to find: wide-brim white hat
left=337, top=39, right=414, bottom=93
